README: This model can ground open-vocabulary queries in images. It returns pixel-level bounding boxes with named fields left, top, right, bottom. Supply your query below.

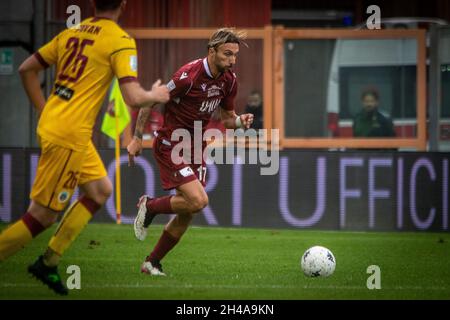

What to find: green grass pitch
left=0, top=223, right=449, bottom=300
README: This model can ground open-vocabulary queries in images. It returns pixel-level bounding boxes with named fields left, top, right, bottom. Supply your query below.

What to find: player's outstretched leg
left=140, top=215, right=191, bottom=276
left=0, top=202, right=55, bottom=262
left=139, top=180, right=208, bottom=276
left=30, top=177, right=111, bottom=295
left=28, top=255, right=68, bottom=296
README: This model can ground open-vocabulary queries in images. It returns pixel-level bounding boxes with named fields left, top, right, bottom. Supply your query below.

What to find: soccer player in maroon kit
left=127, top=28, right=253, bottom=275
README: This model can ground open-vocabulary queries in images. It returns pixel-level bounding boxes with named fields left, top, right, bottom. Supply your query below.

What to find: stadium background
left=0, top=148, right=448, bottom=231
left=0, top=0, right=449, bottom=233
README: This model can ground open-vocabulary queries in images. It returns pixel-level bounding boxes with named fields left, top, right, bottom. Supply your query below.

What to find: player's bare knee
left=28, top=202, right=58, bottom=227
left=31, top=212, right=57, bottom=228
left=87, top=180, right=112, bottom=205
left=101, top=180, right=113, bottom=201
left=91, top=192, right=109, bottom=206
left=190, top=194, right=208, bottom=213
left=40, top=212, right=58, bottom=227
left=81, top=177, right=113, bottom=205
left=200, top=194, right=209, bottom=209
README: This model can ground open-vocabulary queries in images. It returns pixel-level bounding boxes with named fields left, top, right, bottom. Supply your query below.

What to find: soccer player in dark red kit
left=127, top=28, right=253, bottom=276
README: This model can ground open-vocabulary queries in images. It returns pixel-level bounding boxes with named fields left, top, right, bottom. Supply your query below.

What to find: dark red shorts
left=153, top=136, right=207, bottom=190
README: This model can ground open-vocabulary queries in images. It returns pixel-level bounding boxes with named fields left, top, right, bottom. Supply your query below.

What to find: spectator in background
left=353, top=88, right=396, bottom=137
left=244, top=90, right=263, bottom=130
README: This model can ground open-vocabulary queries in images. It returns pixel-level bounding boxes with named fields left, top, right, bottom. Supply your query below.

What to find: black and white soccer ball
left=301, top=246, right=336, bottom=277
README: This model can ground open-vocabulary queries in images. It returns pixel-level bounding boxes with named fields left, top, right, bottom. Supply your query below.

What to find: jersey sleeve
left=110, top=35, right=138, bottom=84
left=221, top=73, right=238, bottom=111
left=167, top=69, right=193, bottom=99
left=34, top=35, right=59, bottom=68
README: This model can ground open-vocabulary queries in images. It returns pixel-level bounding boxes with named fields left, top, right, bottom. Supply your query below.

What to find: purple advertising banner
left=0, top=148, right=448, bottom=232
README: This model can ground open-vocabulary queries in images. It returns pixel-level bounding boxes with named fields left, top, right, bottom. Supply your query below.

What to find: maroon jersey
left=158, top=57, right=237, bottom=140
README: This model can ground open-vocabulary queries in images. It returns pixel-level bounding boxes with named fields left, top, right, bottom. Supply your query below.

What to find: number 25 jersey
left=34, top=17, right=138, bottom=151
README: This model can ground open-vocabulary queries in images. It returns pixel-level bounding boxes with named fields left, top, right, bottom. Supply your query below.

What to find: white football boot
left=134, top=195, right=154, bottom=241
left=141, top=260, right=166, bottom=276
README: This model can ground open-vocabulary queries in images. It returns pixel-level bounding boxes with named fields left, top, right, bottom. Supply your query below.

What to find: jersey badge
left=129, top=55, right=137, bottom=72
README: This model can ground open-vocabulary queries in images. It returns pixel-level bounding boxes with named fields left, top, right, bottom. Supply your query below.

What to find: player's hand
left=240, top=113, right=254, bottom=129
left=151, top=79, right=170, bottom=104
left=127, top=136, right=143, bottom=167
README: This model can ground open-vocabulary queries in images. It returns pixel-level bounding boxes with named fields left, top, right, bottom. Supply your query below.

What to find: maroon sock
left=147, top=196, right=173, bottom=214
left=148, top=230, right=180, bottom=262
left=79, top=195, right=101, bottom=214
left=22, top=212, right=46, bottom=238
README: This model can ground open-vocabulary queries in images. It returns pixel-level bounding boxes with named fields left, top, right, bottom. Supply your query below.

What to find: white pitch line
left=0, top=282, right=449, bottom=291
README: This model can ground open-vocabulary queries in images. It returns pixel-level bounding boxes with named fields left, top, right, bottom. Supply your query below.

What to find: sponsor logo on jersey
left=54, top=84, right=74, bottom=101
left=129, top=55, right=137, bottom=72
left=201, top=83, right=207, bottom=91
left=199, top=98, right=221, bottom=113
left=180, top=72, right=188, bottom=80
left=207, top=84, right=221, bottom=98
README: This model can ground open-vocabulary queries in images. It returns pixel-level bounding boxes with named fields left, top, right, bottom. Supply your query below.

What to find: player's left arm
left=219, top=75, right=253, bottom=129
left=18, top=55, right=47, bottom=115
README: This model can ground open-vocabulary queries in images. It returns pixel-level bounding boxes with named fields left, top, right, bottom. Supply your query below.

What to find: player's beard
left=218, top=64, right=232, bottom=73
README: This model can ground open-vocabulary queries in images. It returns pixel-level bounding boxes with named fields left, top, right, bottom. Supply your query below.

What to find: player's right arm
left=18, top=56, right=46, bottom=115
left=19, top=35, right=58, bottom=115
left=126, top=80, right=169, bottom=164
left=119, top=79, right=169, bottom=109
left=126, top=79, right=171, bottom=164
left=126, top=68, right=192, bottom=166
left=126, top=105, right=151, bottom=166
left=111, top=35, right=169, bottom=109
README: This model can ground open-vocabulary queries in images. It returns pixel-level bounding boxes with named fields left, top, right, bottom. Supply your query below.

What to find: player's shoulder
left=90, top=17, right=136, bottom=49
left=172, top=58, right=203, bottom=83
left=176, top=58, right=203, bottom=76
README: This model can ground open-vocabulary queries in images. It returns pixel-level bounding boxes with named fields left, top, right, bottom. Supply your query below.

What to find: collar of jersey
left=203, top=58, right=213, bottom=78
left=91, top=16, right=114, bottom=22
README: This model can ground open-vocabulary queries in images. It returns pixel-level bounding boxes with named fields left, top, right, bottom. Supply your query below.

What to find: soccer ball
left=301, top=246, right=336, bottom=277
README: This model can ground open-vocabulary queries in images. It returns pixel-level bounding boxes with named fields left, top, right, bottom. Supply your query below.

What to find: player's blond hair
left=207, top=28, right=248, bottom=50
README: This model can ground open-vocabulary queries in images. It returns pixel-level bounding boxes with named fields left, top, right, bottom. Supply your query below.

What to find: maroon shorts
left=153, top=136, right=207, bottom=190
